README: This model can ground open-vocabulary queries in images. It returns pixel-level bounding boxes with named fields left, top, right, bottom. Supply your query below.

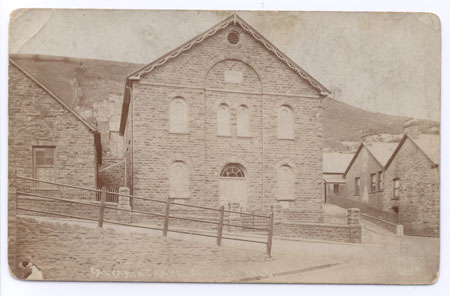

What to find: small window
left=354, top=177, right=360, bottom=196
left=277, top=165, right=295, bottom=201
left=393, top=178, right=400, bottom=200
left=277, top=105, right=294, bottom=139
left=227, top=31, right=240, bottom=44
left=217, top=104, right=231, bottom=136
left=33, top=146, right=55, bottom=187
left=377, top=171, right=383, bottom=191
left=169, top=161, right=189, bottom=199
left=370, top=173, right=377, bottom=192
left=333, top=184, right=340, bottom=194
left=220, top=164, right=246, bottom=178
left=169, top=97, right=188, bottom=134
left=237, top=105, right=250, bottom=137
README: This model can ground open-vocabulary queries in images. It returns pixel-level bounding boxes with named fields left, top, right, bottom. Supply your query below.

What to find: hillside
left=9, top=54, right=439, bottom=154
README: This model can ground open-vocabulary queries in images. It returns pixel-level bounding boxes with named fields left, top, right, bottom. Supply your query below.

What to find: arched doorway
left=219, top=163, right=248, bottom=208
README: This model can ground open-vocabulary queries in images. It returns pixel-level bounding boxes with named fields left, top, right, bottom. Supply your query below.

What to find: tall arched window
left=169, top=161, right=189, bottom=198
left=237, top=105, right=250, bottom=137
left=278, top=105, right=294, bottom=139
left=276, top=165, right=295, bottom=201
left=217, top=103, right=231, bottom=136
left=169, top=97, right=188, bottom=133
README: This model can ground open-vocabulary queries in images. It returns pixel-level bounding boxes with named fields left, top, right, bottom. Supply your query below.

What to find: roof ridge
left=128, top=14, right=330, bottom=95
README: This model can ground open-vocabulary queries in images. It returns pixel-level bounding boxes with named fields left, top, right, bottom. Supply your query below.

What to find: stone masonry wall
left=9, top=64, right=97, bottom=188
left=383, top=138, right=440, bottom=237
left=130, top=23, right=324, bottom=223
left=98, top=159, right=126, bottom=189
left=344, top=146, right=384, bottom=210
left=274, top=208, right=362, bottom=243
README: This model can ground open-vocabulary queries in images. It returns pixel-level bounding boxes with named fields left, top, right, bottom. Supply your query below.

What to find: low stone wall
left=327, top=196, right=399, bottom=223
left=361, top=213, right=403, bottom=236
left=274, top=222, right=362, bottom=243
left=274, top=208, right=362, bottom=243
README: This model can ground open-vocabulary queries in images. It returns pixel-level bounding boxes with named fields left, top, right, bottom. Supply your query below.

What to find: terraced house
left=9, top=59, right=102, bottom=187
left=119, top=15, right=330, bottom=222
left=342, top=141, right=398, bottom=219
left=383, top=131, right=440, bottom=237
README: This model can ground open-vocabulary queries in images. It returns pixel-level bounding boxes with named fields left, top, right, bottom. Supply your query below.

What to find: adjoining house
left=119, top=14, right=330, bottom=223
left=323, top=152, right=354, bottom=203
left=342, top=141, right=398, bottom=218
left=9, top=58, right=102, bottom=187
left=383, top=131, right=440, bottom=237
left=333, top=119, right=440, bottom=237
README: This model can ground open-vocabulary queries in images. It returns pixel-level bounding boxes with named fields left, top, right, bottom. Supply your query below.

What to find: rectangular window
left=393, top=178, right=400, bottom=200
left=370, top=173, right=377, bottom=192
left=33, top=146, right=55, bottom=188
left=354, top=177, right=360, bottom=196
left=333, top=184, right=340, bottom=193
left=378, top=171, right=383, bottom=191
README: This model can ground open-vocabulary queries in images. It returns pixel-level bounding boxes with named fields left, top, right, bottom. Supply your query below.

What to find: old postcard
left=8, top=9, right=440, bottom=283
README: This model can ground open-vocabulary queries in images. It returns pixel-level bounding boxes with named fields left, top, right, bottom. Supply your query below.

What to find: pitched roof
left=9, top=58, right=98, bottom=133
left=364, top=142, right=399, bottom=167
left=385, top=133, right=440, bottom=169
left=412, top=134, right=440, bottom=164
left=323, top=152, right=354, bottom=173
left=119, top=14, right=330, bottom=135
left=9, top=58, right=102, bottom=165
left=343, top=141, right=398, bottom=176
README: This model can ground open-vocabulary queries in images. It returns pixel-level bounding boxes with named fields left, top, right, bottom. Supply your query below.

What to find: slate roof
left=385, top=133, right=440, bottom=169
left=411, top=134, right=440, bottom=165
left=364, top=142, right=399, bottom=167
left=323, top=152, right=354, bottom=173
left=9, top=58, right=103, bottom=165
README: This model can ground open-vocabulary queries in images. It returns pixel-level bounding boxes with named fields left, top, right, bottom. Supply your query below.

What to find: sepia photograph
left=5, top=8, right=441, bottom=285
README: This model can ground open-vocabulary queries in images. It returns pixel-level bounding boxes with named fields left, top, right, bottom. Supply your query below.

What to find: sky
left=8, top=9, right=441, bottom=121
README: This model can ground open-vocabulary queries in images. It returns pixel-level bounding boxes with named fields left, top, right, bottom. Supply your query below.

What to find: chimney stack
left=403, top=119, right=420, bottom=139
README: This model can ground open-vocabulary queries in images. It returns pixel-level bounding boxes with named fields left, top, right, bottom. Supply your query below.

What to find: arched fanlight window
left=169, top=97, right=188, bottom=133
left=276, top=165, right=295, bottom=200
left=277, top=105, right=294, bottom=139
left=237, top=105, right=250, bottom=137
left=217, top=103, right=231, bottom=136
left=169, top=161, right=189, bottom=198
left=220, top=163, right=246, bottom=178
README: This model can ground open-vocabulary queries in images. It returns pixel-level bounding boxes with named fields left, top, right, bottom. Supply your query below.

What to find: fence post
left=217, top=205, right=225, bottom=246
left=98, top=187, right=106, bottom=228
left=252, top=211, right=255, bottom=229
left=163, top=198, right=171, bottom=237
left=227, top=203, right=231, bottom=232
left=266, top=212, right=274, bottom=257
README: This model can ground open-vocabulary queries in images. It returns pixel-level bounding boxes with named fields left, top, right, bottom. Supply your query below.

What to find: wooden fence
left=14, top=175, right=274, bottom=256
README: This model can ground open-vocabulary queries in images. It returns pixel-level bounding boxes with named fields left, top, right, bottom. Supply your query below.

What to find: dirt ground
left=13, top=206, right=439, bottom=284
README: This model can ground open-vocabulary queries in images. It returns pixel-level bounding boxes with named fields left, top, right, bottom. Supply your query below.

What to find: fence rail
left=14, top=175, right=274, bottom=256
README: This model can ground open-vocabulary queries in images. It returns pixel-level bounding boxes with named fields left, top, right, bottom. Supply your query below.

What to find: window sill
left=169, top=131, right=189, bottom=135
left=277, top=137, right=295, bottom=141
left=236, top=135, right=252, bottom=139
left=217, top=135, right=232, bottom=138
